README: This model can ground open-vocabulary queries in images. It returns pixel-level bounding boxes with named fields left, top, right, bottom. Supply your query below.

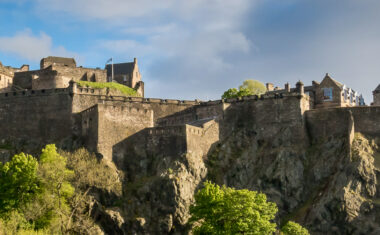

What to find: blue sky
left=0, top=0, right=379, bottom=102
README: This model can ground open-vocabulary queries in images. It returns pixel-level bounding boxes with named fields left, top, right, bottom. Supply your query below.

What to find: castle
left=0, top=56, right=379, bottom=165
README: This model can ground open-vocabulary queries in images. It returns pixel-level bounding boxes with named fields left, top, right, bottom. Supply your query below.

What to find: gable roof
left=105, top=62, right=135, bottom=77
left=321, top=73, right=343, bottom=89
left=374, top=84, right=380, bottom=92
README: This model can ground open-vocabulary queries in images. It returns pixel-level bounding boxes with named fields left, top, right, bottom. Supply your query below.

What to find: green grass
left=77, top=81, right=140, bottom=97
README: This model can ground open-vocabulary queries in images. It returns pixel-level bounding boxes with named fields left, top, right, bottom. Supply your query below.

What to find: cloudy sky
left=0, top=0, right=379, bottom=102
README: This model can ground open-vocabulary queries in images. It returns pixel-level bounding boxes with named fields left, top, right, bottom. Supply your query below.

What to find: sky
left=0, top=0, right=379, bottom=102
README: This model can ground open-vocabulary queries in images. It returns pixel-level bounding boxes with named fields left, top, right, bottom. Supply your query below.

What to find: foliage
left=33, top=144, right=75, bottom=232
left=281, top=221, right=310, bottom=235
left=78, top=81, right=140, bottom=96
left=239, top=80, right=267, bottom=96
left=0, top=145, right=107, bottom=234
left=0, top=153, right=39, bottom=214
left=190, top=181, right=278, bottom=234
left=222, top=80, right=266, bottom=99
left=64, top=148, right=122, bottom=194
left=222, top=88, right=239, bottom=99
left=61, top=148, right=122, bottom=234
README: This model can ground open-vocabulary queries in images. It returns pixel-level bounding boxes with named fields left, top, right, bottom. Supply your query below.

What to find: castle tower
left=296, top=80, right=304, bottom=94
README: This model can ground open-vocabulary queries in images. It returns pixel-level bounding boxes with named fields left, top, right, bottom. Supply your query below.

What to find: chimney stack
left=296, top=81, right=304, bottom=94
left=266, top=83, right=274, bottom=91
left=285, top=83, right=290, bottom=92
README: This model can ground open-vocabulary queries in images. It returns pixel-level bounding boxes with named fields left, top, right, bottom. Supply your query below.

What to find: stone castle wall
left=306, top=106, right=380, bottom=142
left=1, top=81, right=380, bottom=171
left=0, top=88, right=73, bottom=149
left=13, top=65, right=107, bottom=91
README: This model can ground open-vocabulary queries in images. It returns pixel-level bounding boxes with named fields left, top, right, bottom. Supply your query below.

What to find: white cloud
left=0, top=29, right=77, bottom=63
left=19, top=0, right=256, bottom=98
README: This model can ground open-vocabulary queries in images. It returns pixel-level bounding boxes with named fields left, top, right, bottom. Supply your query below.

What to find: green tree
left=222, top=80, right=266, bottom=99
left=239, top=80, right=266, bottom=96
left=281, top=221, right=310, bottom=235
left=62, top=148, right=122, bottom=234
left=24, top=144, right=75, bottom=232
left=190, top=181, right=278, bottom=234
left=0, top=153, right=39, bottom=214
left=222, top=88, right=239, bottom=99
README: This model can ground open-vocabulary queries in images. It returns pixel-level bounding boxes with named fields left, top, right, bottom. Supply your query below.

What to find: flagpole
left=111, top=57, right=114, bottom=82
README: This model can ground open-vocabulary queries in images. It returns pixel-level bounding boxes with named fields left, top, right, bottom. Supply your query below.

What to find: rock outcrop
left=91, top=117, right=380, bottom=234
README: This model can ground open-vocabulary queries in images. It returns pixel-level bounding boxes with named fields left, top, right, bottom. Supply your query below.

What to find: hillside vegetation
left=0, top=145, right=122, bottom=235
left=77, top=81, right=140, bottom=97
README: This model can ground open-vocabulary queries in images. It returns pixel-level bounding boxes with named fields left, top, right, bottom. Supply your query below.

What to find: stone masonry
left=0, top=56, right=379, bottom=167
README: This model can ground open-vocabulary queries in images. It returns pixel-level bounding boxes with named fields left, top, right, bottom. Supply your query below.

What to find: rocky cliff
left=92, top=115, right=380, bottom=234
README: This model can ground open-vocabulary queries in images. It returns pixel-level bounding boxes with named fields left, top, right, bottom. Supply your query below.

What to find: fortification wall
left=52, top=65, right=107, bottom=83
left=305, top=106, right=380, bottom=144
left=13, top=66, right=107, bottom=91
left=99, top=97, right=198, bottom=124
left=86, top=104, right=154, bottom=160
left=0, top=88, right=73, bottom=149
left=219, top=93, right=310, bottom=145
left=348, top=107, right=380, bottom=136
left=111, top=126, right=188, bottom=175
left=13, top=69, right=58, bottom=90
left=81, top=105, right=99, bottom=153
left=305, top=108, right=353, bottom=143
left=156, top=101, right=224, bottom=127
left=186, top=120, right=219, bottom=158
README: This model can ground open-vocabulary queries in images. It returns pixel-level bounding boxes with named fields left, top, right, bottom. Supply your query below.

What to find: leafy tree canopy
left=190, top=181, right=309, bottom=234
left=0, top=153, right=39, bottom=214
left=222, top=80, right=266, bottom=99
left=190, top=181, right=278, bottom=234
left=281, top=221, right=310, bottom=235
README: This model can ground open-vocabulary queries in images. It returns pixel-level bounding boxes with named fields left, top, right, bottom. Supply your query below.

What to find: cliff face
left=94, top=114, right=380, bottom=234
left=207, top=129, right=380, bottom=234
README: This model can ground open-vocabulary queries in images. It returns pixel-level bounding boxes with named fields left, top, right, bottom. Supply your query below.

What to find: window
left=359, top=96, right=365, bottom=106
left=344, top=89, right=348, bottom=100
left=123, top=75, right=127, bottom=82
left=323, top=88, right=333, bottom=101
left=350, top=93, right=354, bottom=103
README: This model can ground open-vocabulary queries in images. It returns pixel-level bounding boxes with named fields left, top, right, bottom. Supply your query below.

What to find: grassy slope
left=77, top=81, right=140, bottom=97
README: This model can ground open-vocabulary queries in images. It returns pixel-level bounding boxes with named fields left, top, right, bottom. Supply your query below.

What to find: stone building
left=266, top=73, right=365, bottom=109
left=40, top=56, right=76, bottom=69
left=6, top=56, right=144, bottom=96
left=105, top=58, right=144, bottom=97
left=372, top=85, right=380, bottom=106
left=0, top=62, right=29, bottom=92
left=13, top=57, right=107, bottom=90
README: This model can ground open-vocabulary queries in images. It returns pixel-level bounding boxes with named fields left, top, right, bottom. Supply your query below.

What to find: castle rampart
left=0, top=86, right=73, bottom=149
left=13, top=64, right=107, bottom=91
left=305, top=106, right=380, bottom=142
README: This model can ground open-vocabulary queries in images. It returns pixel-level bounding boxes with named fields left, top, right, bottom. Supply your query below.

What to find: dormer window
left=323, top=88, right=333, bottom=101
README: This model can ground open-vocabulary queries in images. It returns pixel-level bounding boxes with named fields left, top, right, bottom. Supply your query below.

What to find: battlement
left=147, top=126, right=187, bottom=137
left=99, top=95, right=201, bottom=105
left=0, top=87, right=70, bottom=99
